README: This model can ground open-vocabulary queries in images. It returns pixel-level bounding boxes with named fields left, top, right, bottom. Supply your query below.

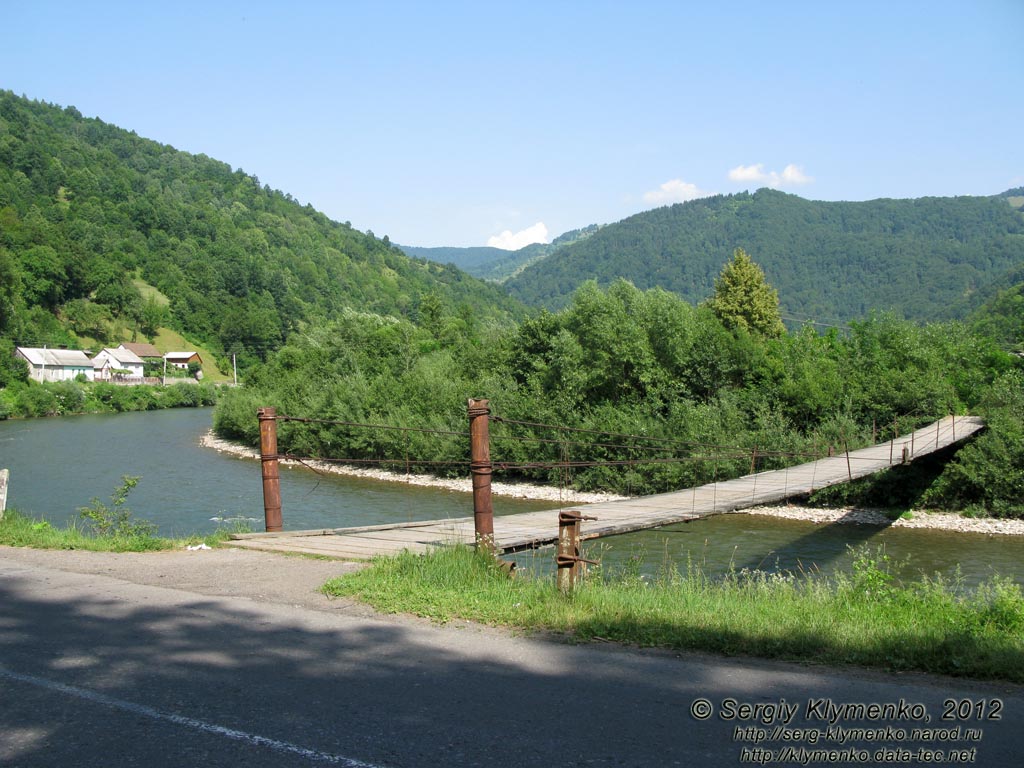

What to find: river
left=2, top=408, right=1021, bottom=587
left=0, top=408, right=551, bottom=537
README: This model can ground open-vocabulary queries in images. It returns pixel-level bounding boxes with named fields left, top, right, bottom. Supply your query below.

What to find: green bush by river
left=215, top=282, right=1024, bottom=517
left=0, top=379, right=219, bottom=418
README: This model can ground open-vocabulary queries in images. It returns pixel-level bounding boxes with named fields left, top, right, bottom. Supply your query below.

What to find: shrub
left=78, top=475, right=157, bottom=538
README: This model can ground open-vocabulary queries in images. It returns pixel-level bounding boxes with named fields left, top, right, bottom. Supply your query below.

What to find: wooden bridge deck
left=228, top=415, right=984, bottom=560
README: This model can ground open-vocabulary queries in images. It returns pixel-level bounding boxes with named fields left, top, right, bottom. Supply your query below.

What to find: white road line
left=0, top=666, right=385, bottom=767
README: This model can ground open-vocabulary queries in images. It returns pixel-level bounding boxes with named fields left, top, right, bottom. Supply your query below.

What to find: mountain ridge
left=501, top=189, right=1024, bottom=324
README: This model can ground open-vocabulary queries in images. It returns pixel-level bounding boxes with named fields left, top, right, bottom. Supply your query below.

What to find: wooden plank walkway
left=228, top=415, right=984, bottom=560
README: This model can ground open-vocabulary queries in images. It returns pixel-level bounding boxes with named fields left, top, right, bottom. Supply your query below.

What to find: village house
left=92, top=347, right=146, bottom=381
left=164, top=351, right=202, bottom=370
left=15, top=347, right=94, bottom=383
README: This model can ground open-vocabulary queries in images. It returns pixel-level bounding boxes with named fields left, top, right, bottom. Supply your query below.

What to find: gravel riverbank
left=201, top=432, right=1023, bottom=536
left=199, top=431, right=627, bottom=504
left=738, top=504, right=1024, bottom=536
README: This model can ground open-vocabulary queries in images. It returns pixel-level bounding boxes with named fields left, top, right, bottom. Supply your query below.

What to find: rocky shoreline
left=739, top=504, right=1024, bottom=537
left=200, top=432, right=1023, bottom=536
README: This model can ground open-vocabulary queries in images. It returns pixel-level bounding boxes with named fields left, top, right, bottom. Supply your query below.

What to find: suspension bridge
left=228, top=411, right=984, bottom=560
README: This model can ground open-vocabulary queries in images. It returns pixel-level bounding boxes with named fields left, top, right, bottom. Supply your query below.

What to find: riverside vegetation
left=323, top=545, right=1024, bottom=682
left=215, top=276, right=1024, bottom=518
left=0, top=377, right=219, bottom=419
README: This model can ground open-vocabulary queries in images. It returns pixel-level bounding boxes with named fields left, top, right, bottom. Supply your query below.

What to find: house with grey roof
left=15, top=347, right=95, bottom=383
left=92, top=347, right=146, bottom=381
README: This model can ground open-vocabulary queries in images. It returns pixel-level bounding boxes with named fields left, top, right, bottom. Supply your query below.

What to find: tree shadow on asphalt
left=0, top=568, right=754, bottom=767
left=1, top=561, right=1020, bottom=768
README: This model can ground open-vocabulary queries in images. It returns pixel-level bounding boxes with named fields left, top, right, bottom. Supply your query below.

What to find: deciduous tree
left=707, top=248, right=785, bottom=338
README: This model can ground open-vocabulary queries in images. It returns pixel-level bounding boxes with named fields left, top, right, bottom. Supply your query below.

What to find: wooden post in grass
left=258, top=407, right=283, bottom=532
left=556, top=510, right=597, bottom=593
left=467, top=398, right=495, bottom=554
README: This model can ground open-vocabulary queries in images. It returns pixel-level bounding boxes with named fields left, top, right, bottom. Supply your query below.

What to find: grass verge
left=0, top=510, right=241, bottom=553
left=322, top=545, right=1024, bottom=682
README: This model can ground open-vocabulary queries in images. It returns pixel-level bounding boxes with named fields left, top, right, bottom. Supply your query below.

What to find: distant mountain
left=0, top=91, right=525, bottom=368
left=503, top=189, right=1024, bottom=325
left=397, top=245, right=507, bottom=273
left=399, top=224, right=600, bottom=282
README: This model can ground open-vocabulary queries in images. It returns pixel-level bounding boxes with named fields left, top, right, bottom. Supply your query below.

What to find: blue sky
left=4, top=1, right=1022, bottom=247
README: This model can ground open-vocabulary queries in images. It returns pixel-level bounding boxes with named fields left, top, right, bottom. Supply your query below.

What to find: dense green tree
left=0, top=247, right=21, bottom=333
left=0, top=338, right=27, bottom=387
left=969, top=279, right=1024, bottom=353
left=138, top=295, right=169, bottom=340
left=62, top=298, right=114, bottom=341
left=17, top=244, right=67, bottom=309
left=706, top=248, right=786, bottom=338
left=923, top=370, right=1024, bottom=517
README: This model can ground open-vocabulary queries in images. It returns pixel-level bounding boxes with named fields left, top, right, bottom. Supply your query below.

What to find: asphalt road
left=1, top=547, right=1022, bottom=767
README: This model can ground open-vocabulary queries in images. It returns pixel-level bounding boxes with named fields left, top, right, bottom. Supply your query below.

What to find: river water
left=2, top=408, right=1021, bottom=587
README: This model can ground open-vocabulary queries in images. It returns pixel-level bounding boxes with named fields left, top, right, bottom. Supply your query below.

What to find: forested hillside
left=504, top=189, right=1024, bottom=324
left=0, top=91, right=524, bottom=371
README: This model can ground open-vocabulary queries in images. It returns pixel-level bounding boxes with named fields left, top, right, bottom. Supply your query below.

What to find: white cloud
left=642, top=178, right=714, bottom=206
left=728, top=164, right=769, bottom=183
left=728, top=163, right=813, bottom=188
left=487, top=221, right=550, bottom=251
left=779, top=164, right=813, bottom=185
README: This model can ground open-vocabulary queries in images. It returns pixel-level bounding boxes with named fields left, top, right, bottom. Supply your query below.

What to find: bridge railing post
left=258, top=407, right=283, bottom=532
left=467, top=398, right=495, bottom=554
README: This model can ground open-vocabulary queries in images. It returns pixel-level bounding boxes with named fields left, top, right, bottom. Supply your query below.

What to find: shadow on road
left=1, top=555, right=1020, bottom=767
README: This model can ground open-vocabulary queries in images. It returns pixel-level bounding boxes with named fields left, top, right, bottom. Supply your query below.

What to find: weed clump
left=78, top=475, right=157, bottom=539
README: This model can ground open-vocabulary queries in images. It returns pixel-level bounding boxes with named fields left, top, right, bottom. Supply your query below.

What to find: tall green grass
left=0, top=509, right=243, bottom=552
left=0, top=509, right=172, bottom=551
left=322, top=544, right=1024, bottom=682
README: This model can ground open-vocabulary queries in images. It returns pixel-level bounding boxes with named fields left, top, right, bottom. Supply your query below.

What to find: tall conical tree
left=707, top=248, right=785, bottom=337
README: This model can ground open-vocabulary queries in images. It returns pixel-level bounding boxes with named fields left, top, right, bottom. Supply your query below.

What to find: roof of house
left=16, top=347, right=93, bottom=367
left=119, top=342, right=162, bottom=358
left=93, top=348, right=145, bottom=368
